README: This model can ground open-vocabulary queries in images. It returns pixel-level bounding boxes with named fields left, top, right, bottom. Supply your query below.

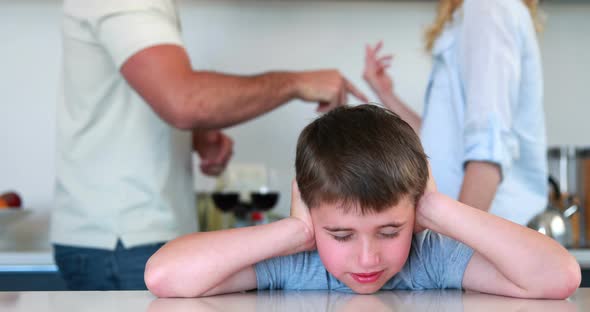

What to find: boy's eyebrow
left=323, top=222, right=405, bottom=232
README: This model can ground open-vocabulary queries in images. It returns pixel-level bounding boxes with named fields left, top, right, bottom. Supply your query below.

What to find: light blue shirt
left=420, top=0, right=547, bottom=225
left=255, top=231, right=473, bottom=291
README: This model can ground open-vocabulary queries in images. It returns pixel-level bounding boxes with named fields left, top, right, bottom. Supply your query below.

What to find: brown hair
left=295, top=104, right=428, bottom=215
left=424, top=0, right=543, bottom=53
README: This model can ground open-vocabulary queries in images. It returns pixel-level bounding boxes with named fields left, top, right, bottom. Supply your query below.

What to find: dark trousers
left=53, top=240, right=165, bottom=290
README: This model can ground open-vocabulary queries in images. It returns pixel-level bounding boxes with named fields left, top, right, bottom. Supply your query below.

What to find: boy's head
left=295, top=104, right=429, bottom=294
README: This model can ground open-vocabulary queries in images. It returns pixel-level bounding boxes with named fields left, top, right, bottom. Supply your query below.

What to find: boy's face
left=311, top=197, right=415, bottom=294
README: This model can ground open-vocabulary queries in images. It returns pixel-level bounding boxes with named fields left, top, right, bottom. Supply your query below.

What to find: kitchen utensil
left=527, top=176, right=578, bottom=247
left=547, top=146, right=590, bottom=246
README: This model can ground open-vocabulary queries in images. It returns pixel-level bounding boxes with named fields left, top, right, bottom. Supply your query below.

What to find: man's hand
left=193, top=130, right=233, bottom=176
left=363, top=41, right=395, bottom=99
left=289, top=180, right=316, bottom=252
left=295, top=70, right=368, bottom=112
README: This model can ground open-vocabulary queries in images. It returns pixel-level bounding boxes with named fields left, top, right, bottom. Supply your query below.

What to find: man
left=52, top=0, right=366, bottom=290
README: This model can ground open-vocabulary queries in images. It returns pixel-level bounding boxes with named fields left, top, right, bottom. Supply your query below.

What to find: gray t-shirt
left=255, top=230, right=474, bottom=292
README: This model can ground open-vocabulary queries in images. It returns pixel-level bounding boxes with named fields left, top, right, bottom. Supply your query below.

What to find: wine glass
left=250, top=168, right=280, bottom=213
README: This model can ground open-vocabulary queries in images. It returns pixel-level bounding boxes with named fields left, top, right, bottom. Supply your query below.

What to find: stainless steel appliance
left=547, top=146, right=590, bottom=247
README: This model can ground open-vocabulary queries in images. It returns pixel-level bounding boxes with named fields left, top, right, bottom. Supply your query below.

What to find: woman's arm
left=417, top=192, right=581, bottom=299
left=458, top=0, right=522, bottom=205
left=458, top=161, right=501, bottom=211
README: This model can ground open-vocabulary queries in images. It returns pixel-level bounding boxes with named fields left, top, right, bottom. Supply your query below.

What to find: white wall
left=182, top=0, right=435, bottom=214
left=0, top=1, right=588, bottom=243
left=540, top=3, right=590, bottom=145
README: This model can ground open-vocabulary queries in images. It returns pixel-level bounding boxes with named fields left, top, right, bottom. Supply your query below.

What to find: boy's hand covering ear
left=425, top=161, right=437, bottom=194
left=290, top=180, right=316, bottom=252
left=415, top=162, right=437, bottom=233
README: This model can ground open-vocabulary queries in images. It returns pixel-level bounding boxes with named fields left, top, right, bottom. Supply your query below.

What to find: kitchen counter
left=0, top=252, right=55, bottom=273
left=0, top=289, right=588, bottom=311
left=570, top=249, right=590, bottom=268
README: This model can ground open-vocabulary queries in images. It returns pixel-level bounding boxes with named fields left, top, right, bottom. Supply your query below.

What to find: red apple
left=0, top=192, right=22, bottom=208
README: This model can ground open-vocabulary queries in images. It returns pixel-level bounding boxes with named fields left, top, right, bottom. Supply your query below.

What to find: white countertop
left=0, top=289, right=588, bottom=311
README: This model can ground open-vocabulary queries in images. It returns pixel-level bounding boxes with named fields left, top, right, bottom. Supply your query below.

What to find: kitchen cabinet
left=0, top=252, right=66, bottom=291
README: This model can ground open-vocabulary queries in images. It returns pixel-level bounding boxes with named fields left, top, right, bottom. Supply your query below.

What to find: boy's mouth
left=350, top=270, right=384, bottom=284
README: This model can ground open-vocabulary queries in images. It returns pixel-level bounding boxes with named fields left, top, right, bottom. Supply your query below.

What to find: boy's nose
left=358, top=240, right=381, bottom=268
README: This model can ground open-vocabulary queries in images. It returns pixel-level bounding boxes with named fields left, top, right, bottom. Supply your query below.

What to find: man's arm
left=121, top=45, right=366, bottom=130
left=417, top=192, right=581, bottom=299
left=457, top=161, right=501, bottom=212
left=192, top=130, right=233, bottom=176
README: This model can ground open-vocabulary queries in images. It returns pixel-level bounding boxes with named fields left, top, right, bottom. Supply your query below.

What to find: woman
left=363, top=0, right=547, bottom=225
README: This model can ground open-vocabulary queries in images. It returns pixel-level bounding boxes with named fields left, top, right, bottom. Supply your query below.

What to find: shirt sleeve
left=93, top=7, right=183, bottom=69
left=409, top=230, right=474, bottom=289
left=255, top=251, right=330, bottom=290
left=460, top=0, right=521, bottom=178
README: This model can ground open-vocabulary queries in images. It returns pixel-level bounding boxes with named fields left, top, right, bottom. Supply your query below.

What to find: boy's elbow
left=556, top=259, right=581, bottom=299
left=144, top=259, right=170, bottom=297
left=145, top=259, right=208, bottom=298
left=540, top=257, right=581, bottom=299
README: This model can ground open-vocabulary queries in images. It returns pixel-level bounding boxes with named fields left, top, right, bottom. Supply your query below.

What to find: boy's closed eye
left=325, top=227, right=402, bottom=242
left=326, top=230, right=354, bottom=242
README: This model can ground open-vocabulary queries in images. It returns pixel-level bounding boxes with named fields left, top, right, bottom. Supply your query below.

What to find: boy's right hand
left=289, top=180, right=316, bottom=252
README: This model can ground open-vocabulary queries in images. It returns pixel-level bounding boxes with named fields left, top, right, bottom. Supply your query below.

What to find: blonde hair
left=424, top=0, right=543, bottom=53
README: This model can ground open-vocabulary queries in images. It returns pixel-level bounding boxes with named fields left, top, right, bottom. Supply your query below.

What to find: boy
left=145, top=104, right=580, bottom=298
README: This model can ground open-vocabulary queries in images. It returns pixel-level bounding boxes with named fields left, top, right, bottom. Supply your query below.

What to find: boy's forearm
left=418, top=192, right=580, bottom=296
left=145, top=217, right=312, bottom=297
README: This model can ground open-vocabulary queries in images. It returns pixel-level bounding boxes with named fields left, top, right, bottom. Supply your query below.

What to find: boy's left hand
left=414, top=162, right=437, bottom=233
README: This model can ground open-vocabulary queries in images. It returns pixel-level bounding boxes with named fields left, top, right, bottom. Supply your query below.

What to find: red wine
left=211, top=192, right=239, bottom=212
left=251, top=192, right=279, bottom=211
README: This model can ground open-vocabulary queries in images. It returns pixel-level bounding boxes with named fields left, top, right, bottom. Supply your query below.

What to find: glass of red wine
left=211, top=192, right=240, bottom=213
left=250, top=192, right=279, bottom=212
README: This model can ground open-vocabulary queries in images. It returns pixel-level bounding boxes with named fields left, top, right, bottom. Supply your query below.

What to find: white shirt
left=421, top=0, right=547, bottom=225
left=51, top=0, right=197, bottom=249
